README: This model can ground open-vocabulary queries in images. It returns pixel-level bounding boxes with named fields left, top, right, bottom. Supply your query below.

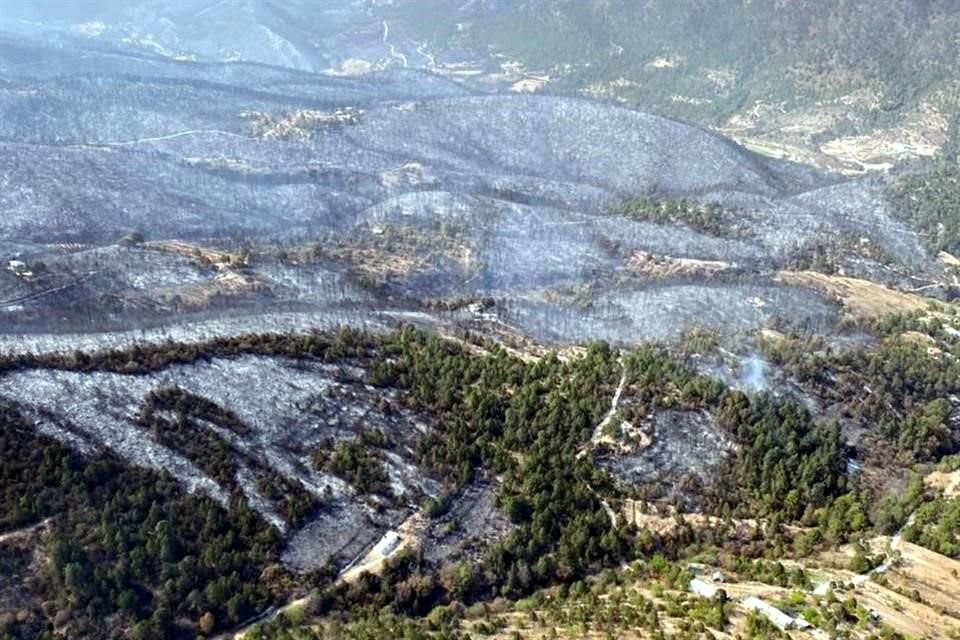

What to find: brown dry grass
left=619, top=500, right=760, bottom=538
left=328, top=246, right=426, bottom=278
left=896, top=330, right=937, bottom=345
left=325, top=226, right=475, bottom=281
left=853, top=580, right=957, bottom=640
left=813, top=538, right=960, bottom=639
left=925, top=469, right=960, bottom=498
left=887, top=541, right=960, bottom=619
left=242, top=108, right=360, bottom=141
left=940, top=251, right=960, bottom=268
left=777, top=270, right=935, bottom=321
left=626, top=252, right=732, bottom=279
left=145, top=240, right=240, bottom=267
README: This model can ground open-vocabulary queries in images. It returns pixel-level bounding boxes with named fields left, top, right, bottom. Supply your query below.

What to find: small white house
left=7, top=260, right=31, bottom=278
left=374, top=530, right=401, bottom=558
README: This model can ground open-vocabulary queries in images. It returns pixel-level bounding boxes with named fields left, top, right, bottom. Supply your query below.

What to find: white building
left=689, top=578, right=720, bottom=599
left=374, top=530, right=401, bottom=557
left=743, top=596, right=796, bottom=631
left=8, top=259, right=27, bottom=273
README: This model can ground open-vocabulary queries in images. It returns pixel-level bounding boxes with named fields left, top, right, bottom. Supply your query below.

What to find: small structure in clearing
left=7, top=259, right=32, bottom=278
left=689, top=578, right=720, bottom=599
left=376, top=530, right=401, bottom=558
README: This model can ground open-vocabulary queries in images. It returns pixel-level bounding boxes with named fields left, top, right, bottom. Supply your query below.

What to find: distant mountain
left=428, top=0, right=960, bottom=173
left=0, top=0, right=508, bottom=73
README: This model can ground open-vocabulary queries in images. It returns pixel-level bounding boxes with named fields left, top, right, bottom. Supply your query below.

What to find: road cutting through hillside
left=578, top=356, right=627, bottom=458
left=229, top=510, right=427, bottom=639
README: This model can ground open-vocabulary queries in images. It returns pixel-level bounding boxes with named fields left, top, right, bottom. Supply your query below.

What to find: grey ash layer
left=0, top=32, right=936, bottom=347
left=0, top=354, right=443, bottom=571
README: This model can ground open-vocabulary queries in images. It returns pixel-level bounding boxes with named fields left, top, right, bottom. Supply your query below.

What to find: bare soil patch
left=777, top=270, right=934, bottom=320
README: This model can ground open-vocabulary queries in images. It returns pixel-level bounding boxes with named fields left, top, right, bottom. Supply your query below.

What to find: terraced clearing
left=435, top=537, right=960, bottom=640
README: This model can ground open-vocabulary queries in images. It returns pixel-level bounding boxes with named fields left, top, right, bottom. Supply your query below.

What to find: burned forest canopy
left=2, top=2, right=960, bottom=640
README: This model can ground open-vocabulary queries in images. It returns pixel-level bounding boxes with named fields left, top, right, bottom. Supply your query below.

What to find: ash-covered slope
left=1, top=353, right=441, bottom=542
left=0, top=32, right=939, bottom=347
left=1, top=14, right=958, bottom=640
left=0, top=64, right=823, bottom=243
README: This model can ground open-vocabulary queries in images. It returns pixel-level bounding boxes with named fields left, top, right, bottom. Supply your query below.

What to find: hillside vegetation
left=454, top=0, right=959, bottom=116
left=433, top=0, right=960, bottom=171
left=4, top=305, right=957, bottom=638
left=888, top=163, right=960, bottom=256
